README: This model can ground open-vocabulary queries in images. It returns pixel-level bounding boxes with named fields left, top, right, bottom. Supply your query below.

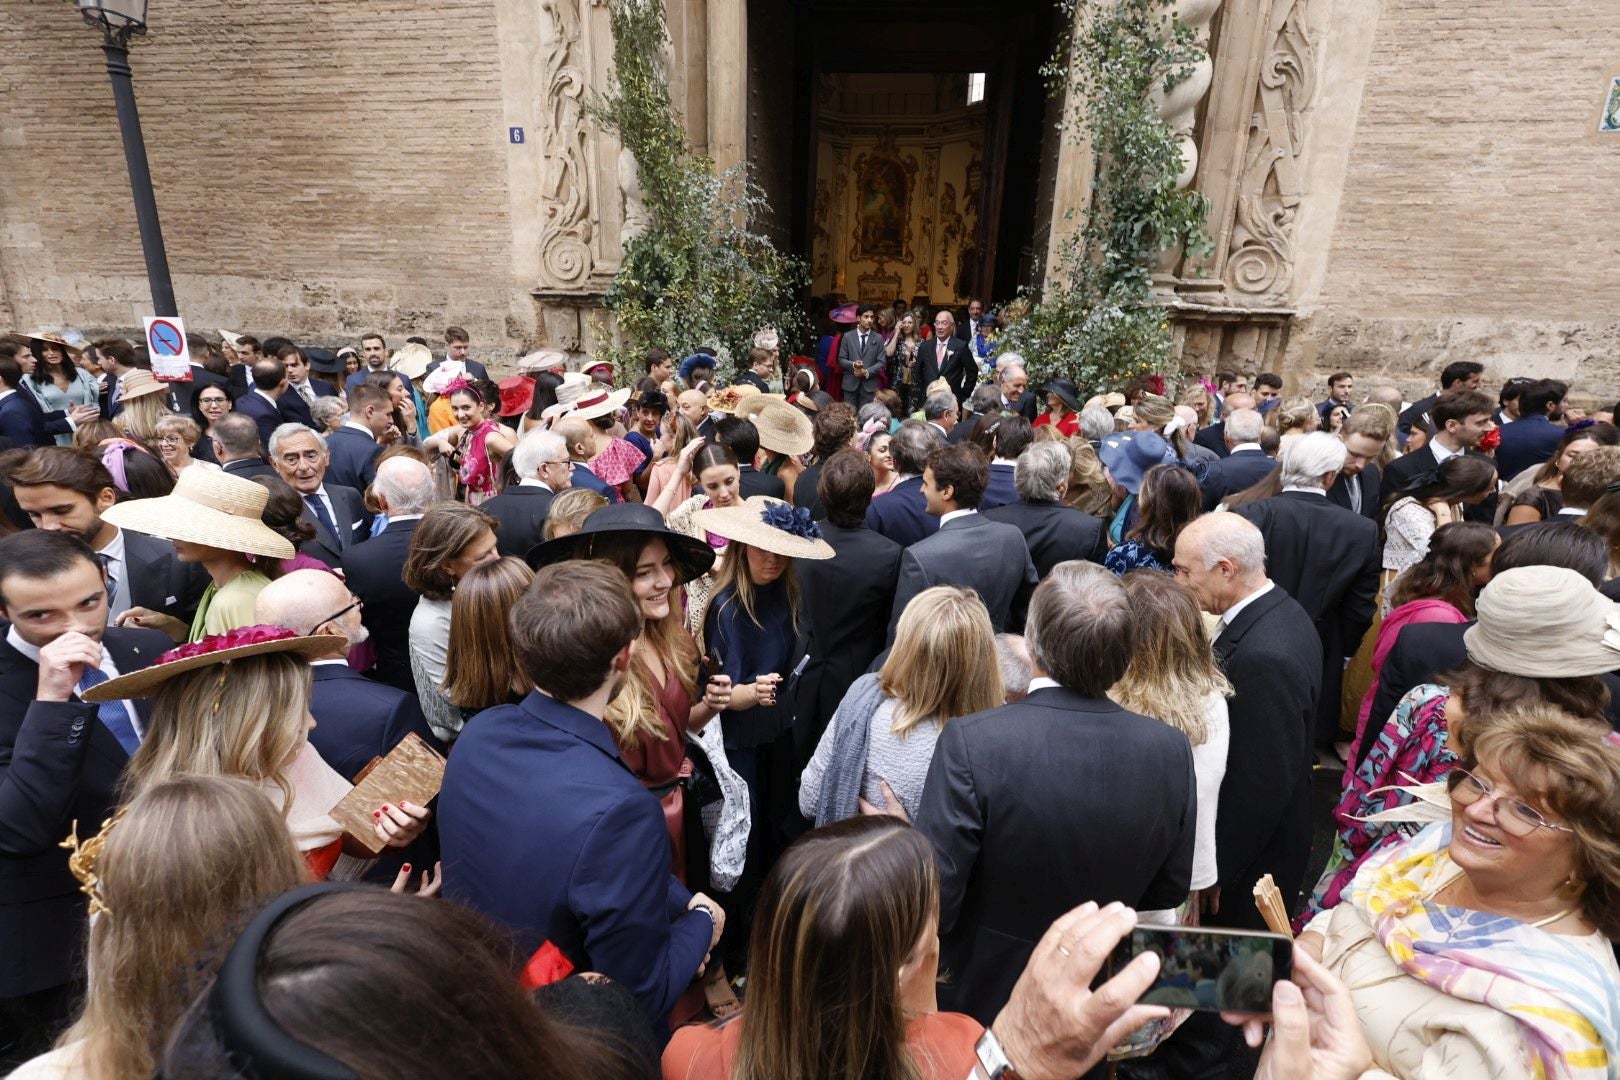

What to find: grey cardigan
left=798, top=673, right=888, bottom=826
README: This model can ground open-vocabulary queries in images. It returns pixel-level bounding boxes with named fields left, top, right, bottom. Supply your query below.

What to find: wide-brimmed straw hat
left=735, top=393, right=786, bottom=421
left=568, top=386, right=632, bottom=422
left=526, top=503, right=716, bottom=583
left=7, top=329, right=85, bottom=357
left=541, top=375, right=595, bottom=422
left=389, top=343, right=433, bottom=381
left=1465, top=567, right=1620, bottom=678
left=518, top=349, right=569, bottom=375
left=749, top=400, right=813, bottom=457
left=219, top=330, right=244, bottom=348
left=1084, top=392, right=1127, bottom=411
left=706, top=385, right=761, bottom=415
left=81, top=625, right=345, bottom=702
left=101, top=468, right=295, bottom=559
left=692, top=496, right=834, bottom=560
left=115, top=369, right=169, bottom=403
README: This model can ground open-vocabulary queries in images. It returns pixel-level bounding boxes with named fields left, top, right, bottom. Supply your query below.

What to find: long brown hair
left=711, top=539, right=801, bottom=632
left=1387, top=521, right=1496, bottom=615
left=61, top=776, right=307, bottom=1079
left=441, top=557, right=534, bottom=710
left=402, top=502, right=496, bottom=600
left=591, top=536, right=699, bottom=752
left=1124, top=463, right=1202, bottom=556
left=734, top=817, right=939, bottom=1080
left=878, top=586, right=1003, bottom=736
left=1110, top=570, right=1231, bottom=744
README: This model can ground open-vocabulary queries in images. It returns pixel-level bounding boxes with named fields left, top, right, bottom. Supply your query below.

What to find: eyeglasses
left=1447, top=767, right=1572, bottom=837
left=307, top=597, right=361, bottom=633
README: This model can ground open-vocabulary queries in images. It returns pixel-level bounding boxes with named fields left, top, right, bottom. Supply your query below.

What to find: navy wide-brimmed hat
left=304, top=347, right=343, bottom=375
left=1098, top=431, right=1177, bottom=496
left=525, top=502, right=716, bottom=584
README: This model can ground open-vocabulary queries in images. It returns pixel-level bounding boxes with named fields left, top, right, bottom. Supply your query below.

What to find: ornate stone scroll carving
left=536, top=0, right=594, bottom=289
left=1225, top=0, right=1318, bottom=301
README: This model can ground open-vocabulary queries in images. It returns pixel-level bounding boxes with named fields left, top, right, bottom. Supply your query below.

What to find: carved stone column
left=1151, top=0, right=1222, bottom=291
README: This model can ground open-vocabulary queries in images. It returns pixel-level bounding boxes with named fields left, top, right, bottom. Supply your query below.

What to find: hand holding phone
left=1109, top=924, right=1293, bottom=1015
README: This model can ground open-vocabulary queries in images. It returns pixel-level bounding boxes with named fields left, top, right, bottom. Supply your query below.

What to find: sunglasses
left=1447, top=767, right=1571, bottom=837
left=306, top=597, right=362, bottom=633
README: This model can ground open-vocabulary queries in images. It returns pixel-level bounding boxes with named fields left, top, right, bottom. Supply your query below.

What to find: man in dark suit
left=8, top=446, right=209, bottom=627
left=958, top=298, right=986, bottom=345
left=714, top=416, right=784, bottom=500
left=210, top=413, right=276, bottom=481
left=1194, top=391, right=1254, bottom=459
left=1233, top=433, right=1379, bottom=747
left=424, top=327, right=490, bottom=383
left=917, top=312, right=972, bottom=404
left=323, top=383, right=389, bottom=492
left=1174, top=512, right=1320, bottom=928
left=983, top=442, right=1107, bottom=577
left=0, top=531, right=169, bottom=1069
left=268, top=423, right=368, bottom=565
left=888, top=444, right=1037, bottom=639
left=0, top=356, right=48, bottom=448
left=440, top=562, right=722, bottom=1034
left=1493, top=378, right=1567, bottom=481
left=734, top=346, right=775, bottom=394
left=482, top=430, right=571, bottom=559
left=1198, top=408, right=1273, bottom=510
left=793, top=450, right=902, bottom=763
left=1397, top=360, right=1483, bottom=447
left=235, top=356, right=293, bottom=450
left=340, top=457, right=436, bottom=692
left=980, top=415, right=1032, bottom=511
left=275, top=345, right=338, bottom=429
left=916, top=564, right=1197, bottom=1023
left=791, top=403, right=857, bottom=521
left=1382, top=388, right=1497, bottom=520
left=864, top=420, right=943, bottom=547
left=994, top=361, right=1038, bottom=423
left=835, top=304, right=886, bottom=410
left=1326, top=415, right=1384, bottom=521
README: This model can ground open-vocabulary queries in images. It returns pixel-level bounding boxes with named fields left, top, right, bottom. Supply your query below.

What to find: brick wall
left=0, top=0, right=528, bottom=354
left=1288, top=0, right=1620, bottom=402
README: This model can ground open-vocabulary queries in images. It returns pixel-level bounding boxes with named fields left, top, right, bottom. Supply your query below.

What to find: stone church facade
left=0, top=0, right=1616, bottom=399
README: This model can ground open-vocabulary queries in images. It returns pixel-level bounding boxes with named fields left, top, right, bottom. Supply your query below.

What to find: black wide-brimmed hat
left=1045, top=377, right=1082, bottom=413
left=526, top=502, right=716, bottom=584
left=305, top=346, right=343, bottom=375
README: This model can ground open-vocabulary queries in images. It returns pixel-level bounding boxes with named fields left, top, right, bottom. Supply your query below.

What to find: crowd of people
left=0, top=310, right=1617, bottom=1080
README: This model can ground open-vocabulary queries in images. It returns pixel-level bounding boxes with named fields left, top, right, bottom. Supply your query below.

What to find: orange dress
left=662, top=1011, right=984, bottom=1080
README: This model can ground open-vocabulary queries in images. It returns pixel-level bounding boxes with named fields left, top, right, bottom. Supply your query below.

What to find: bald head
left=253, top=569, right=362, bottom=658
left=1365, top=385, right=1403, bottom=411
left=373, top=456, right=435, bottom=515
left=1222, top=392, right=1256, bottom=414
left=554, top=419, right=591, bottom=460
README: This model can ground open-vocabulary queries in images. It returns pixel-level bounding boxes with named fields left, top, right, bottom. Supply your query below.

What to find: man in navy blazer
left=235, top=357, right=293, bottom=450
left=340, top=458, right=435, bottom=692
left=1198, top=408, right=1273, bottom=510
left=440, top=563, right=721, bottom=1036
left=864, top=421, right=942, bottom=548
left=888, top=443, right=1037, bottom=639
left=323, top=383, right=389, bottom=493
left=0, top=357, right=48, bottom=448
left=1492, top=378, right=1566, bottom=481
left=983, top=443, right=1107, bottom=628
left=0, top=532, right=169, bottom=1067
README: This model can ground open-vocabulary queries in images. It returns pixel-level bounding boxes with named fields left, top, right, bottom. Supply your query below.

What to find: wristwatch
left=975, top=1029, right=1021, bottom=1079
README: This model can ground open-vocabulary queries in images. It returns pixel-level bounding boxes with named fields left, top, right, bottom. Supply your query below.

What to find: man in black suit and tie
left=1174, top=512, right=1320, bottom=928
left=275, top=345, right=338, bottom=428
left=1326, top=414, right=1384, bottom=521
left=0, top=356, right=48, bottom=448
left=269, top=424, right=367, bottom=566
left=888, top=444, right=1038, bottom=639
left=995, top=360, right=1038, bottom=423
left=482, top=430, right=571, bottom=559
left=341, top=457, right=436, bottom=692
left=424, top=326, right=490, bottom=383
left=835, top=304, right=886, bottom=410
left=983, top=442, right=1107, bottom=576
left=1194, top=391, right=1254, bottom=459
left=8, top=447, right=209, bottom=628
left=1382, top=388, right=1497, bottom=498
left=864, top=420, right=943, bottom=547
left=1197, top=408, right=1272, bottom=510
left=323, top=383, right=389, bottom=493
left=0, top=531, right=170, bottom=1069
left=916, top=562, right=1197, bottom=1023
left=1232, top=433, right=1379, bottom=748
left=714, top=417, right=784, bottom=500
left=1396, top=360, right=1483, bottom=447
left=235, top=356, right=294, bottom=450
left=957, top=297, right=986, bottom=346
left=793, top=450, right=902, bottom=763
left=917, top=312, right=972, bottom=405
left=209, top=414, right=276, bottom=481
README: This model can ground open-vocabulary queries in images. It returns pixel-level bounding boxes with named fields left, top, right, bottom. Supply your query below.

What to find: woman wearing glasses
left=1298, top=706, right=1620, bottom=1080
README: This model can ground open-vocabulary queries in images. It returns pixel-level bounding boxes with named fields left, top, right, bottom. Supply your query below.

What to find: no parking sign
left=143, top=315, right=193, bottom=382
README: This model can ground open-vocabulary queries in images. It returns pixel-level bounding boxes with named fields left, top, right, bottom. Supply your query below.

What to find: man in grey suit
left=836, top=304, right=886, bottom=410
left=888, top=443, right=1038, bottom=639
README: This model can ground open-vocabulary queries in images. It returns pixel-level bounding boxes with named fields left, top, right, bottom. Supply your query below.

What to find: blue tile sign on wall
left=510, top=126, right=525, bottom=144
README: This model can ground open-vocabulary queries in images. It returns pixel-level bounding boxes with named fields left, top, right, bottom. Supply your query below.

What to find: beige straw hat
left=218, top=329, right=244, bottom=348
left=518, top=349, right=569, bottom=375
left=1464, top=566, right=1620, bottom=678
left=541, top=374, right=595, bottom=421
left=568, top=386, right=632, bottom=422
left=691, top=496, right=834, bottom=560
left=115, top=369, right=170, bottom=402
left=7, top=330, right=84, bottom=357
left=735, top=393, right=786, bottom=421
left=706, top=385, right=761, bottom=415
left=101, top=468, right=296, bottom=559
left=82, top=626, right=346, bottom=702
left=389, top=342, right=434, bottom=381
left=749, top=399, right=814, bottom=457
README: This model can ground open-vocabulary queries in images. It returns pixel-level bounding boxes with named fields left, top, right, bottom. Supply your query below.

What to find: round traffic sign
left=148, top=318, right=185, bottom=357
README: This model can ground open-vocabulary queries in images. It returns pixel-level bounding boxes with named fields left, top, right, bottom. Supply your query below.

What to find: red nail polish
left=373, top=810, right=381, bottom=818
left=402, top=863, right=411, bottom=873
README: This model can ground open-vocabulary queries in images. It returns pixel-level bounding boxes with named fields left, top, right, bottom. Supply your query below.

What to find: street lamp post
left=74, top=0, right=177, bottom=317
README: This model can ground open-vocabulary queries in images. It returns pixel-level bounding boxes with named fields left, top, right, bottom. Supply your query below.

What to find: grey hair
left=373, top=456, right=436, bottom=514
left=994, top=633, right=1032, bottom=698
left=1014, top=442, right=1071, bottom=502
left=1279, top=431, right=1348, bottom=489
left=1079, top=407, right=1115, bottom=442
left=857, top=402, right=893, bottom=431
left=267, top=422, right=327, bottom=461
left=309, top=397, right=346, bottom=432
left=1222, top=408, right=1264, bottom=444
left=512, top=429, right=567, bottom=481
left=1024, top=561, right=1134, bottom=695
left=969, top=383, right=1001, bottom=415
left=1186, top=511, right=1268, bottom=575
left=889, top=419, right=942, bottom=475
left=997, top=362, right=1026, bottom=384
left=923, top=393, right=958, bottom=422
left=996, top=352, right=1025, bottom=375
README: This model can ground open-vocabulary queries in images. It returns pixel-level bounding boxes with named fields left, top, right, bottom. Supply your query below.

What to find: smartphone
left=1109, top=924, right=1292, bottom=1015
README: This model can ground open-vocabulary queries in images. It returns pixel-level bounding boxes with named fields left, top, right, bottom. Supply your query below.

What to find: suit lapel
left=1212, top=587, right=1284, bottom=661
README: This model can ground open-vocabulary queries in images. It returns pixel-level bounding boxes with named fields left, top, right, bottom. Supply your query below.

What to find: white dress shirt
left=94, top=527, right=131, bottom=621
left=6, top=625, right=145, bottom=740
left=939, top=508, right=977, bottom=527
left=1219, top=581, right=1275, bottom=630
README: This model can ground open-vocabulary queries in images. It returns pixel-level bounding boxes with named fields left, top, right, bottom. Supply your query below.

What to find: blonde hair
left=1350, top=402, right=1399, bottom=467
left=154, top=413, right=201, bottom=445
left=1109, top=570, right=1231, bottom=744
left=1132, top=393, right=1175, bottom=431
left=711, top=539, right=801, bottom=633
left=543, top=488, right=608, bottom=540
left=442, top=557, right=534, bottom=710
left=593, top=537, right=700, bottom=752
left=115, top=392, right=172, bottom=441
left=123, top=653, right=313, bottom=809
left=61, top=776, right=306, bottom=1079
left=1272, top=396, right=1318, bottom=437
left=1064, top=437, right=1114, bottom=517
left=878, top=587, right=1003, bottom=736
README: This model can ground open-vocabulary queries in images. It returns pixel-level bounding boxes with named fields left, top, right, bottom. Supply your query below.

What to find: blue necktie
left=77, top=666, right=140, bottom=756
left=304, top=494, right=340, bottom=548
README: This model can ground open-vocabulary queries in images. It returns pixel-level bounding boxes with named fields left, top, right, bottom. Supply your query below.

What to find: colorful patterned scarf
left=1355, top=822, right=1620, bottom=1079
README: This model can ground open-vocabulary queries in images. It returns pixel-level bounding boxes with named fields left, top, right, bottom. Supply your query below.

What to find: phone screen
left=1111, top=925, right=1292, bottom=1014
